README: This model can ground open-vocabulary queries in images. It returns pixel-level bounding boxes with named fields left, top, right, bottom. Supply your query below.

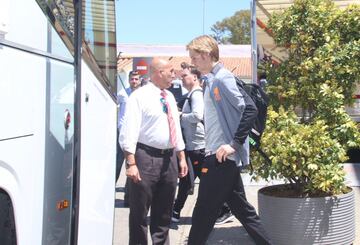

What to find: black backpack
left=177, top=93, right=188, bottom=111
left=235, top=77, right=269, bottom=148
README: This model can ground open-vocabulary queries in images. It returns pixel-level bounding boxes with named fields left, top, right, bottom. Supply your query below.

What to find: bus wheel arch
left=0, top=189, right=17, bottom=245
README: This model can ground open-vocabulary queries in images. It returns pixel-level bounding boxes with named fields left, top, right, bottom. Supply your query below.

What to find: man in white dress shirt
left=119, top=57, right=188, bottom=245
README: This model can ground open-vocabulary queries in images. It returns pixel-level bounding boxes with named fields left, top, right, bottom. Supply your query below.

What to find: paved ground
left=113, top=164, right=360, bottom=245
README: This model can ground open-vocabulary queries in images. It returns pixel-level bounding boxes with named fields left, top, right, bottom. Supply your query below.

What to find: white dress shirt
left=117, top=87, right=132, bottom=130
left=119, top=82, right=185, bottom=154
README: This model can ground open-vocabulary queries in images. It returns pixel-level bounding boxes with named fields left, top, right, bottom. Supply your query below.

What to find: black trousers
left=128, top=145, right=178, bottom=245
left=188, top=154, right=272, bottom=245
left=173, top=149, right=205, bottom=213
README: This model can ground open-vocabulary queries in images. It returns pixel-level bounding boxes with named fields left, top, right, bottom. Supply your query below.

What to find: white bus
left=0, top=0, right=117, bottom=244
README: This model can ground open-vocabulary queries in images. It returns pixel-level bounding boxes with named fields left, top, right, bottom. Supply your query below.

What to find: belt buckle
left=205, top=151, right=214, bottom=157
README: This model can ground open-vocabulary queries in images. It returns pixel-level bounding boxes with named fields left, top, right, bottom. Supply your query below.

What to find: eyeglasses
left=160, top=98, right=168, bottom=114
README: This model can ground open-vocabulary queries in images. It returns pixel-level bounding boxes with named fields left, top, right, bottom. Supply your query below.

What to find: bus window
left=36, top=0, right=117, bottom=95
left=51, top=27, right=73, bottom=61
left=83, top=1, right=117, bottom=93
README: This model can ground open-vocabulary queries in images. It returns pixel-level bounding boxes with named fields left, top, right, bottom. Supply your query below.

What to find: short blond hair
left=186, top=35, right=219, bottom=62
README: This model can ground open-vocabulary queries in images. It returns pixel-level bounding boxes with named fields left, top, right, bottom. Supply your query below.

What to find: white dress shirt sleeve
left=118, top=98, right=127, bottom=131
left=119, top=94, right=142, bottom=154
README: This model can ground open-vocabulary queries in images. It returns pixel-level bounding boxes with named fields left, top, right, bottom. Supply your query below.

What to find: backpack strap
left=187, top=89, right=203, bottom=111
left=233, top=76, right=258, bottom=145
left=186, top=88, right=204, bottom=125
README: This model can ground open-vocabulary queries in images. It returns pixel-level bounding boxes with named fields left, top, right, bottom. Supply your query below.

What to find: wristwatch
left=125, top=161, right=136, bottom=169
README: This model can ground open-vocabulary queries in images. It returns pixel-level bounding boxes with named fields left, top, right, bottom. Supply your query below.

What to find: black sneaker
left=215, top=210, right=234, bottom=225
left=171, top=210, right=180, bottom=223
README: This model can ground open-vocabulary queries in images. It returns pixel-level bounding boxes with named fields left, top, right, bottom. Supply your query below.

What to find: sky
left=115, top=0, right=251, bottom=45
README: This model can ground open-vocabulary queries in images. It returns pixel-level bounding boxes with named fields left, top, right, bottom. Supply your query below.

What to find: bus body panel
left=0, top=45, right=46, bottom=142
left=77, top=60, right=116, bottom=245
left=0, top=45, right=47, bottom=245
left=2, top=0, right=47, bottom=54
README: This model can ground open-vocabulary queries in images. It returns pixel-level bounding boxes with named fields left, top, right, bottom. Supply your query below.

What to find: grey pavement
left=113, top=164, right=360, bottom=245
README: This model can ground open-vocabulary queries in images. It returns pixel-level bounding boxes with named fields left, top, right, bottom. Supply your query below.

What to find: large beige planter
left=258, top=184, right=355, bottom=245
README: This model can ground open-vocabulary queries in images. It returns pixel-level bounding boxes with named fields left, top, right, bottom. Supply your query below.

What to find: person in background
left=168, top=77, right=188, bottom=104
left=116, top=70, right=141, bottom=206
left=259, top=73, right=268, bottom=90
left=140, top=74, right=150, bottom=86
left=186, top=35, right=272, bottom=245
left=119, top=57, right=188, bottom=245
left=171, top=62, right=205, bottom=223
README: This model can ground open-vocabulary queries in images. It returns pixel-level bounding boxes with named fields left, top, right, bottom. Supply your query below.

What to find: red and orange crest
left=213, top=87, right=221, bottom=101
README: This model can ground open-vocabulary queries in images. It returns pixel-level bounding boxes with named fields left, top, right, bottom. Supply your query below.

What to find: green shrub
left=252, top=0, right=360, bottom=196
left=252, top=107, right=348, bottom=196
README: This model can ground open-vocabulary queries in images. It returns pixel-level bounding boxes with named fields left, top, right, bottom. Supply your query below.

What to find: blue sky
left=115, top=0, right=251, bottom=45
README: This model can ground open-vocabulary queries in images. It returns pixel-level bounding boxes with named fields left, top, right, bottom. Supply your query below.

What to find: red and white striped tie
left=160, top=90, right=177, bottom=148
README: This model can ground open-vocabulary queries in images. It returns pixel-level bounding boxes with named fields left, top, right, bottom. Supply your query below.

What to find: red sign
left=135, top=59, right=149, bottom=75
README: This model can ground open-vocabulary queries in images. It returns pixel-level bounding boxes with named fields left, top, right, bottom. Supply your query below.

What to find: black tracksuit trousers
left=173, top=149, right=205, bottom=213
left=188, top=154, right=272, bottom=245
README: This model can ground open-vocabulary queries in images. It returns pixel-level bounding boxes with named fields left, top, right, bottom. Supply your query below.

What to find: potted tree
left=252, top=0, right=360, bottom=244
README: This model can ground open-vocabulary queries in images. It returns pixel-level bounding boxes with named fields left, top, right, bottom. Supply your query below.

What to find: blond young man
left=186, top=35, right=272, bottom=245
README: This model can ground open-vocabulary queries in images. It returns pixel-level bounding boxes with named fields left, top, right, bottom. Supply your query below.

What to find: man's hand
left=126, top=164, right=142, bottom=183
left=216, top=144, right=235, bottom=163
left=124, top=152, right=141, bottom=183
left=178, top=158, right=188, bottom=178
left=177, top=150, right=188, bottom=178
